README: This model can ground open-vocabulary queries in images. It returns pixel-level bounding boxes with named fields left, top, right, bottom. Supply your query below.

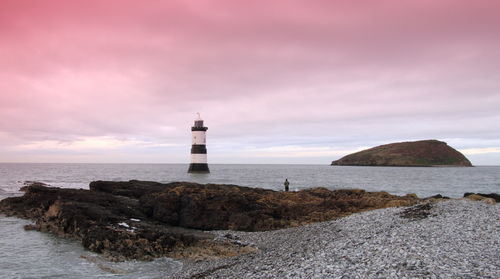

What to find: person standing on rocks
left=284, top=179, right=290, bottom=192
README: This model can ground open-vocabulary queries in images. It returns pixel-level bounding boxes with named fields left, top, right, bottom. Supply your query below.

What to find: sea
left=1, top=163, right=499, bottom=278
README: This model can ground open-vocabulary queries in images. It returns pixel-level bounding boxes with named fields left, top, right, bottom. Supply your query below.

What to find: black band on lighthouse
left=188, top=163, right=210, bottom=173
left=191, top=127, right=208, bottom=131
left=191, top=145, right=207, bottom=154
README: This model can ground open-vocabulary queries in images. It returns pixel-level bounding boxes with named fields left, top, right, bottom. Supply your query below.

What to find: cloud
left=13, top=136, right=182, bottom=151
left=240, top=145, right=369, bottom=158
left=460, top=147, right=500, bottom=155
left=0, top=0, right=499, bottom=164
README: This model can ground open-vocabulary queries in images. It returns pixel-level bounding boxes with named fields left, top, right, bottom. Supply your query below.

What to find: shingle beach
left=174, top=199, right=499, bottom=279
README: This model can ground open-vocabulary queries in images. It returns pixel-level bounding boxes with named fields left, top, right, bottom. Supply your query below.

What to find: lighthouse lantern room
left=188, top=113, right=210, bottom=173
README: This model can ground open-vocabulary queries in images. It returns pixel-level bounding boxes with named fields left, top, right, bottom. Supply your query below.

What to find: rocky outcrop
left=399, top=202, right=433, bottom=220
left=331, top=140, right=472, bottom=167
left=463, top=193, right=499, bottom=204
left=136, top=184, right=419, bottom=231
left=0, top=183, right=250, bottom=261
left=463, top=192, right=500, bottom=202
left=0, top=180, right=420, bottom=260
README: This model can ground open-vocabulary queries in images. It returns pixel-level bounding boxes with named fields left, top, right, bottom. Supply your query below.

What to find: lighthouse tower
left=188, top=113, right=210, bottom=173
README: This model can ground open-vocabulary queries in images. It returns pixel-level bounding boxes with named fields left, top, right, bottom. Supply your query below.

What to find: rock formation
left=463, top=192, right=499, bottom=204
left=0, top=180, right=420, bottom=260
left=331, top=140, right=472, bottom=167
left=463, top=192, right=500, bottom=202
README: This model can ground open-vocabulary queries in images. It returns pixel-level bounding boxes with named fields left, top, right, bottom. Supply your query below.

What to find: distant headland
left=331, top=140, right=473, bottom=167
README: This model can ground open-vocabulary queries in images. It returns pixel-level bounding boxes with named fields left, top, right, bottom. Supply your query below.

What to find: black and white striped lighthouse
left=188, top=113, right=210, bottom=173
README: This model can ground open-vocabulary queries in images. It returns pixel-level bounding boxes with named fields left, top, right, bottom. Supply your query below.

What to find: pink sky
left=1, top=0, right=500, bottom=164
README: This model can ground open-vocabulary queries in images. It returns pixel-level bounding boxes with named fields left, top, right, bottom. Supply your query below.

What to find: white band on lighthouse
left=191, top=131, right=206, bottom=145
left=190, top=154, right=208, bottom=164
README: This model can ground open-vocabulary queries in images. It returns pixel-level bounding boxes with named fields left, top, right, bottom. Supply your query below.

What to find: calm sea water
left=0, top=163, right=499, bottom=278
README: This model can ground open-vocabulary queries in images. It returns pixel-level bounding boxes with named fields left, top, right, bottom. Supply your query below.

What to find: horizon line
left=0, top=162, right=499, bottom=167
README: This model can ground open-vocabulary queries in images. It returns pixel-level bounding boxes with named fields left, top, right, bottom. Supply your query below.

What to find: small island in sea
left=331, top=139, right=473, bottom=167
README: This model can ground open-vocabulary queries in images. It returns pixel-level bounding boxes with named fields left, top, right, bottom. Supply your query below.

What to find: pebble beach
left=175, top=199, right=499, bottom=279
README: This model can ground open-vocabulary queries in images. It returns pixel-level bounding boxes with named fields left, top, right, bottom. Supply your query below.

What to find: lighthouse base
left=188, top=163, right=210, bottom=173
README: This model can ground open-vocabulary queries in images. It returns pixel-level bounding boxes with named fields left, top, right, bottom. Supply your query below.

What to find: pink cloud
left=0, top=0, right=499, bottom=163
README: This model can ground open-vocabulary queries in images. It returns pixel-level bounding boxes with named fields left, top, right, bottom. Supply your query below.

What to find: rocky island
left=0, top=180, right=419, bottom=261
left=331, top=140, right=472, bottom=167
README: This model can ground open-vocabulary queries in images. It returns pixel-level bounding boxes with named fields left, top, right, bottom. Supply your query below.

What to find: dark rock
left=24, top=224, right=37, bottom=230
left=331, top=140, right=473, bottom=167
left=0, top=180, right=421, bottom=260
left=399, top=203, right=433, bottom=220
left=424, top=194, right=450, bottom=200
left=89, top=180, right=167, bottom=199
left=19, top=181, right=50, bottom=192
left=136, top=182, right=418, bottom=231
left=0, top=182, right=221, bottom=261
left=463, top=192, right=500, bottom=202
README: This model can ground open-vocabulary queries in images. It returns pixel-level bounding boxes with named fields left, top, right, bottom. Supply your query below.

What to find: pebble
left=172, top=200, right=499, bottom=279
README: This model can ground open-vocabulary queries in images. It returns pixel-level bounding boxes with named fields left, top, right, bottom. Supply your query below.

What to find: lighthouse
left=188, top=113, right=210, bottom=173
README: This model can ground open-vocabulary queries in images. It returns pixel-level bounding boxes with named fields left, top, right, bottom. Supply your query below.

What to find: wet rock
left=1, top=180, right=420, bottom=260
left=23, top=224, right=37, bottom=231
left=0, top=182, right=240, bottom=261
left=19, top=181, right=50, bottom=192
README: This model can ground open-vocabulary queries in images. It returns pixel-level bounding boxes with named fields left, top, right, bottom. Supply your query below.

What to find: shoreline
left=0, top=181, right=498, bottom=278
left=1, top=198, right=497, bottom=278
left=0, top=181, right=422, bottom=262
left=173, top=199, right=499, bottom=278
